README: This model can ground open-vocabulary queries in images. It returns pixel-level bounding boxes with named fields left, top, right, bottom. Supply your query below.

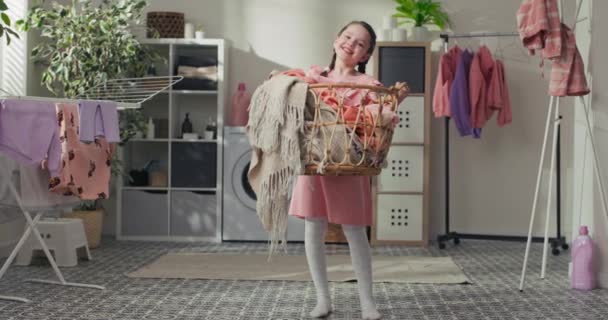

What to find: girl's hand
left=395, top=82, right=409, bottom=103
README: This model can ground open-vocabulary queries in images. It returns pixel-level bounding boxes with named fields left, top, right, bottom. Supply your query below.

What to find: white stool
left=15, top=218, right=91, bottom=267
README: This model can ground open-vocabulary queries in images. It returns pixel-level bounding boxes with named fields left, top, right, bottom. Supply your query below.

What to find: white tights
left=304, top=217, right=380, bottom=319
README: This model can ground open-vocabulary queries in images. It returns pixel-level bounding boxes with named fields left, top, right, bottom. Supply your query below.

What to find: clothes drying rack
left=0, top=75, right=183, bottom=303
left=436, top=32, right=568, bottom=254
left=1, top=76, right=183, bottom=110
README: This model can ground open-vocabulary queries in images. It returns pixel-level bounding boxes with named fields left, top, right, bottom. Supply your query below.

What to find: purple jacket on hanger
left=449, top=50, right=474, bottom=137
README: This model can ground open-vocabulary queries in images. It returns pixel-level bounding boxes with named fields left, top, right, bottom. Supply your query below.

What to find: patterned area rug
left=127, top=253, right=470, bottom=284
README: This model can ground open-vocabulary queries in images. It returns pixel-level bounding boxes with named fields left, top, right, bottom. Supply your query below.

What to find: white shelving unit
left=116, top=38, right=228, bottom=242
left=371, top=42, right=431, bottom=246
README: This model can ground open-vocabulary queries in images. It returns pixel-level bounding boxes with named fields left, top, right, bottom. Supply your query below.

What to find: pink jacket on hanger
left=433, top=46, right=462, bottom=118
left=488, top=60, right=513, bottom=127
left=469, top=45, right=495, bottom=130
left=517, top=0, right=561, bottom=59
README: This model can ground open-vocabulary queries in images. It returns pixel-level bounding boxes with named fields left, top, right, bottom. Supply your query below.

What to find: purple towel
left=78, top=100, right=120, bottom=143
left=0, top=99, right=61, bottom=176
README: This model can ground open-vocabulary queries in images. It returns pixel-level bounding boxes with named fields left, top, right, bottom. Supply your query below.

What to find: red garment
left=548, top=24, right=590, bottom=96
left=433, top=46, right=462, bottom=118
left=488, top=61, right=513, bottom=127
left=281, top=66, right=392, bottom=148
left=517, top=0, right=561, bottom=58
left=469, top=46, right=495, bottom=130
left=517, top=0, right=589, bottom=97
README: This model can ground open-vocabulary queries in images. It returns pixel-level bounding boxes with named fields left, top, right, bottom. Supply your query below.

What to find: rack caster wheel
left=439, top=242, right=446, bottom=249
left=454, top=238, right=460, bottom=245
left=552, top=248, right=560, bottom=256
left=562, top=243, right=569, bottom=250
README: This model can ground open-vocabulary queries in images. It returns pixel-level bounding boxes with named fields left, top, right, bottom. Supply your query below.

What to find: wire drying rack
left=1, top=76, right=184, bottom=110
left=77, top=75, right=184, bottom=109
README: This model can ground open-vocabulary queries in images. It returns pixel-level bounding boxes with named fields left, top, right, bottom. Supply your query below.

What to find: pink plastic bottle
left=571, top=225, right=596, bottom=290
left=229, top=82, right=251, bottom=127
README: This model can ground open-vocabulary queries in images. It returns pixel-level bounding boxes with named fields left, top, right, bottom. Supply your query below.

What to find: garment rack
left=436, top=32, right=567, bottom=253
left=0, top=75, right=184, bottom=303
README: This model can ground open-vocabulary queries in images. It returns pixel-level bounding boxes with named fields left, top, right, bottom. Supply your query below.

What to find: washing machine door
left=232, top=150, right=256, bottom=210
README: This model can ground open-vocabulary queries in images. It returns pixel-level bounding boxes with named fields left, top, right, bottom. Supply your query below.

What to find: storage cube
left=375, top=194, right=423, bottom=242
left=377, top=146, right=424, bottom=192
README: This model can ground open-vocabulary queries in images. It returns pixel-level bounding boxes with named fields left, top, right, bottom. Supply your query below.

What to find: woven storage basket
left=147, top=12, right=184, bottom=38
left=303, top=83, right=401, bottom=176
left=62, top=210, right=103, bottom=249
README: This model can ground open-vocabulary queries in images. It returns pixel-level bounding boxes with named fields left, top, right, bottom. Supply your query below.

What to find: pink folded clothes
left=365, top=104, right=399, bottom=127
left=0, top=99, right=62, bottom=177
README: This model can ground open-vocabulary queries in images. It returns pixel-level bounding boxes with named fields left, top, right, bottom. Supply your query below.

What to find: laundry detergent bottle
left=571, top=225, right=596, bottom=290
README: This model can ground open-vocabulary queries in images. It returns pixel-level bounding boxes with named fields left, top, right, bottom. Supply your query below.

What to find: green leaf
left=1, top=12, right=9, bottom=25
left=0, top=1, right=7, bottom=11
left=392, top=0, right=451, bottom=29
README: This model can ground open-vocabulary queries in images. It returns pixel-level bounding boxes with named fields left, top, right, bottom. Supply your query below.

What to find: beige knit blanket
left=247, top=75, right=308, bottom=254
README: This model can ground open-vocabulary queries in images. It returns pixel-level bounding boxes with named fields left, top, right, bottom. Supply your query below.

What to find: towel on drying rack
left=0, top=153, right=79, bottom=216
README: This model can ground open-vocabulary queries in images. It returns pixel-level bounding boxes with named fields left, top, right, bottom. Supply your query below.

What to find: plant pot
left=195, top=31, right=205, bottom=39
left=63, top=210, right=104, bottom=249
left=410, top=26, right=430, bottom=41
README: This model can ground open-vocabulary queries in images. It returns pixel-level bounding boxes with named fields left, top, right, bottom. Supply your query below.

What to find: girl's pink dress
left=288, top=66, right=381, bottom=226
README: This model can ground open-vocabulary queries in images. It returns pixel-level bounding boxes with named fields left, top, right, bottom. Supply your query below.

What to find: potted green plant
left=0, top=0, right=19, bottom=45
left=18, top=0, right=160, bottom=248
left=392, top=0, right=452, bottom=41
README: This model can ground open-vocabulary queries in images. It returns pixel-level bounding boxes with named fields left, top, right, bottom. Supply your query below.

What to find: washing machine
left=222, top=126, right=305, bottom=241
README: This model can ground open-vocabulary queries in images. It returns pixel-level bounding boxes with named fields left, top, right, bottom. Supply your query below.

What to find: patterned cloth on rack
left=548, top=24, right=590, bottom=96
left=516, top=0, right=561, bottom=58
left=517, top=0, right=589, bottom=97
left=49, top=103, right=113, bottom=200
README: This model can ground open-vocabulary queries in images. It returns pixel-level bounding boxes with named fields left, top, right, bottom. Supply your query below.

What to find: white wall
left=15, top=0, right=578, bottom=244
left=572, top=0, right=608, bottom=288
left=134, top=0, right=577, bottom=241
left=432, top=1, right=576, bottom=241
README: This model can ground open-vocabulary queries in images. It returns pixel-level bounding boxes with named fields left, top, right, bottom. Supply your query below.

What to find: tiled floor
left=0, top=239, right=606, bottom=319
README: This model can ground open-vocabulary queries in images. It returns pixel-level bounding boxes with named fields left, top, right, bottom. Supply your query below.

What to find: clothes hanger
left=495, top=36, right=531, bottom=64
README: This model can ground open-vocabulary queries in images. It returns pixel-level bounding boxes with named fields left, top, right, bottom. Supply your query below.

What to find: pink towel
left=517, top=0, right=561, bottom=58
left=548, top=24, right=590, bottom=97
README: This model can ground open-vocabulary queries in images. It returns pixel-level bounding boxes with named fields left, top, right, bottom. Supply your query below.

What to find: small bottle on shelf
left=181, top=113, right=193, bottom=138
left=146, top=117, right=155, bottom=139
left=204, top=116, right=215, bottom=140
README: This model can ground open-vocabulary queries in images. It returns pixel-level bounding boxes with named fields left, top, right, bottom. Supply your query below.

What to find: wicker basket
left=302, top=83, right=401, bottom=176
left=62, top=210, right=104, bottom=249
left=147, top=12, right=184, bottom=38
